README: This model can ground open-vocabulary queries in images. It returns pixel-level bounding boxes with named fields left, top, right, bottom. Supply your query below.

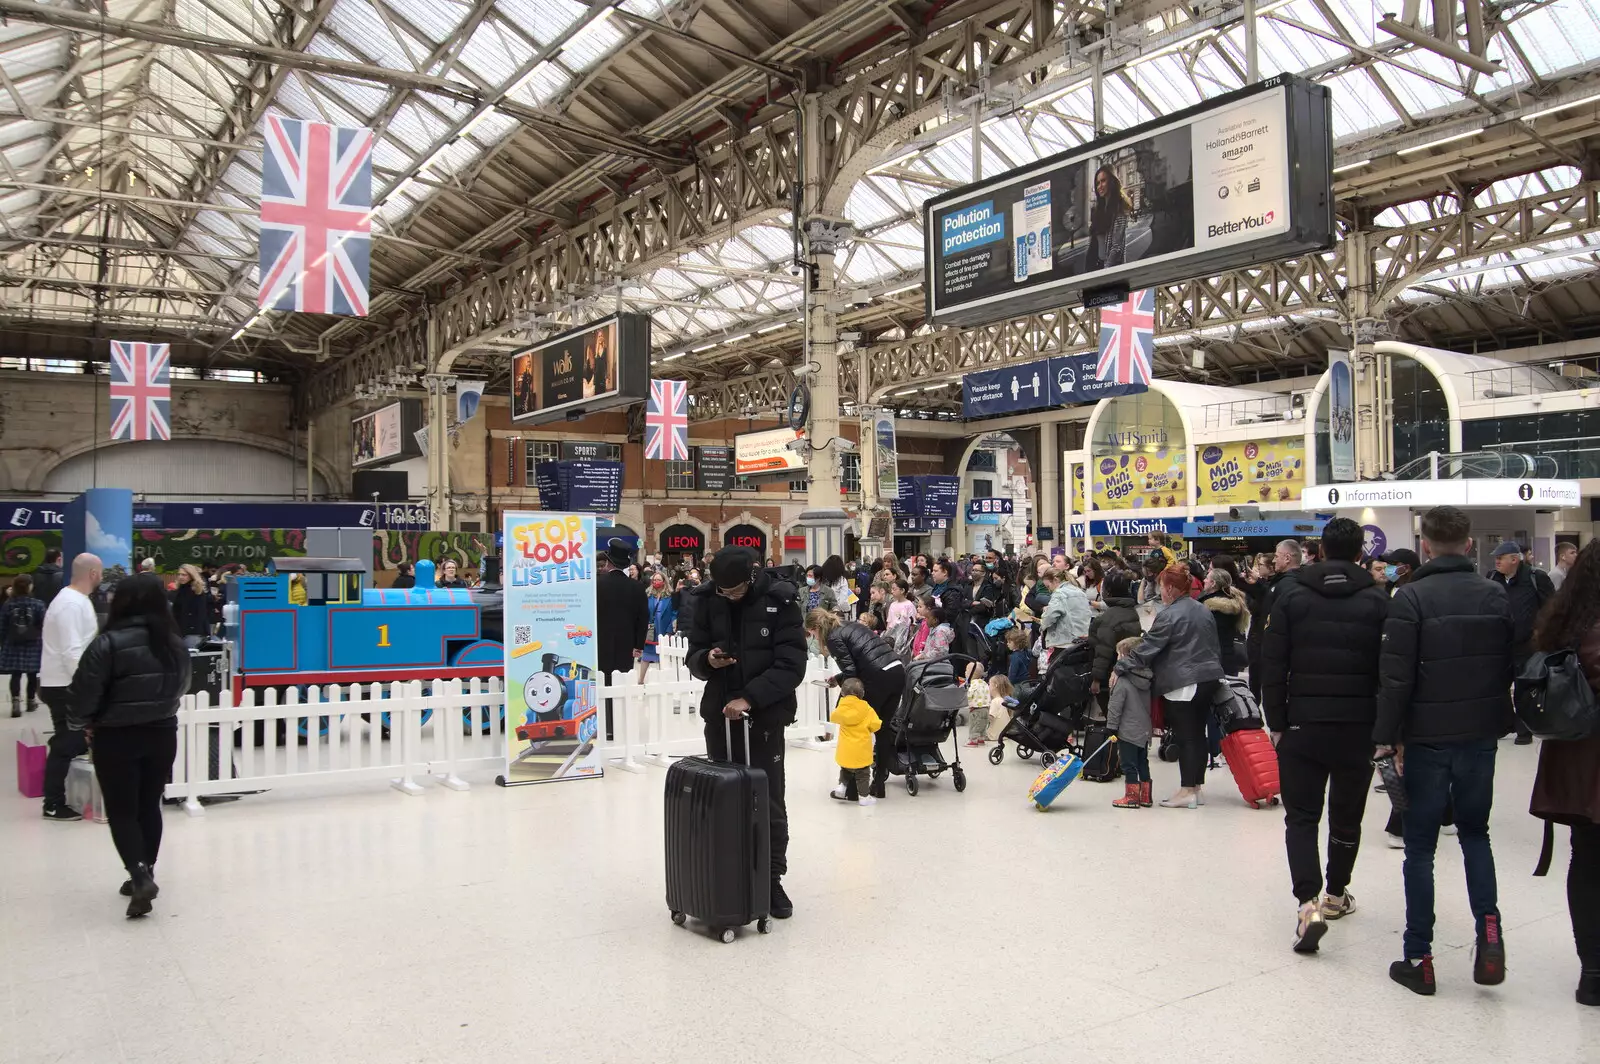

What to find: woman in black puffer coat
left=807, top=608, right=907, bottom=800
left=1200, top=569, right=1251, bottom=676
left=1089, top=571, right=1143, bottom=712
left=69, top=574, right=191, bottom=918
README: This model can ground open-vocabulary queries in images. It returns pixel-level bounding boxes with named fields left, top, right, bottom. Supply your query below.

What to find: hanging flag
left=644, top=378, right=689, bottom=460
left=259, top=115, right=373, bottom=316
left=455, top=380, right=486, bottom=422
left=108, top=341, right=171, bottom=441
left=1096, top=288, right=1155, bottom=386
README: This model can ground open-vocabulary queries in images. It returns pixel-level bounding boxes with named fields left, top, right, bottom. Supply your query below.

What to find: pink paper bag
left=16, top=729, right=46, bottom=798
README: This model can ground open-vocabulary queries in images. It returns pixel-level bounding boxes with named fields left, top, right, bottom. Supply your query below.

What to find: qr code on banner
left=514, top=625, right=533, bottom=646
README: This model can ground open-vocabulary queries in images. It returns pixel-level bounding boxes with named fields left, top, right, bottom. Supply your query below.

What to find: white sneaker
left=1321, top=891, right=1357, bottom=920
left=830, top=786, right=850, bottom=801
left=1293, top=900, right=1327, bottom=953
left=857, top=796, right=877, bottom=806
left=1387, top=833, right=1404, bottom=849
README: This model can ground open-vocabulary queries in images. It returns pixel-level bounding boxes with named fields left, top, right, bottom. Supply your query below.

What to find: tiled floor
left=4, top=717, right=1596, bottom=1064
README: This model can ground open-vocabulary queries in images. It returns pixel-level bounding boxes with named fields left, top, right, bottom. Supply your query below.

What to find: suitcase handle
left=723, top=713, right=753, bottom=767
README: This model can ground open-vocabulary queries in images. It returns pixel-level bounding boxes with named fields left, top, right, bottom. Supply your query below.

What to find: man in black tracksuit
left=1489, top=540, right=1555, bottom=744
left=1375, top=506, right=1515, bottom=996
left=687, top=547, right=807, bottom=918
left=1260, top=517, right=1390, bottom=953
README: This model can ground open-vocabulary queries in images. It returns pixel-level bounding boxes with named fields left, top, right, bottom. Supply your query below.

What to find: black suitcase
left=664, top=717, right=772, bottom=942
left=1079, top=723, right=1123, bottom=782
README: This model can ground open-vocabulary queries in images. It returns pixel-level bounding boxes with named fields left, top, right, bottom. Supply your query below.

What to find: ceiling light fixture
left=1522, top=91, right=1600, bottom=120
left=1396, top=127, right=1483, bottom=156
left=1331, top=159, right=1371, bottom=174
left=662, top=352, right=688, bottom=362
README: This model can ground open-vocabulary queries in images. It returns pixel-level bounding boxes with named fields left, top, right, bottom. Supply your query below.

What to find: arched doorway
left=957, top=432, right=1034, bottom=559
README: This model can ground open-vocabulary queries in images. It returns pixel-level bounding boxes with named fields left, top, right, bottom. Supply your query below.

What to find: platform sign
left=925, top=75, right=1333, bottom=327
left=500, top=512, right=603, bottom=787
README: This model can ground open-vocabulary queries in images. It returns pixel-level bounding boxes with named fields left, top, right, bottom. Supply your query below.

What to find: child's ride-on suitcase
left=1028, top=736, right=1114, bottom=810
left=664, top=716, right=772, bottom=942
left=1219, top=726, right=1280, bottom=808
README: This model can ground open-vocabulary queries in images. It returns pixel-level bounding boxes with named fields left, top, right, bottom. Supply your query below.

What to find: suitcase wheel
left=671, top=911, right=686, bottom=927
left=988, top=746, right=1004, bottom=765
left=758, top=917, right=773, bottom=935
left=719, top=927, right=736, bottom=944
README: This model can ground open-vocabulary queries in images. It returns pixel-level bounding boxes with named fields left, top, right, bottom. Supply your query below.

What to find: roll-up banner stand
left=924, top=75, right=1334, bottom=328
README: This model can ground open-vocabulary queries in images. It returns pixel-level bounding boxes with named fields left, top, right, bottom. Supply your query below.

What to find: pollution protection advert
left=926, top=78, right=1322, bottom=328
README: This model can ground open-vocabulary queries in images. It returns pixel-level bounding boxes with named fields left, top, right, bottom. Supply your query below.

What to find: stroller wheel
left=1017, top=746, right=1035, bottom=760
left=952, top=767, right=967, bottom=792
left=1040, top=749, right=1056, bottom=767
left=906, top=774, right=919, bottom=796
left=987, top=746, right=1004, bottom=766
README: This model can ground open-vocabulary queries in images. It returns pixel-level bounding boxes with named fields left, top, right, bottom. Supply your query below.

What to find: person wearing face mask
left=637, top=571, right=677, bottom=682
left=802, top=565, right=838, bottom=614
left=1376, top=550, right=1416, bottom=597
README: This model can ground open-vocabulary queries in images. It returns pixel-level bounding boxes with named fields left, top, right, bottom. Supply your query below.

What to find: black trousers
left=91, top=725, right=178, bottom=873
left=1571, top=821, right=1600, bottom=970
left=10, top=672, right=38, bottom=699
left=704, top=716, right=788, bottom=878
left=1165, top=681, right=1218, bottom=788
left=1278, top=723, right=1374, bottom=903
left=866, top=671, right=905, bottom=784
left=40, top=686, right=87, bottom=809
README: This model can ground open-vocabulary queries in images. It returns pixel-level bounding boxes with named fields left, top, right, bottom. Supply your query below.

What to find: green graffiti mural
left=1, top=531, right=62, bottom=578
left=131, top=529, right=308, bottom=572
left=374, top=531, right=495, bottom=575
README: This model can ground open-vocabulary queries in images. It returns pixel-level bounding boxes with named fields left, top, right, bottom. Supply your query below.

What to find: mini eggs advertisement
left=1195, top=437, right=1305, bottom=505
left=501, top=511, right=603, bottom=786
left=1093, top=450, right=1187, bottom=510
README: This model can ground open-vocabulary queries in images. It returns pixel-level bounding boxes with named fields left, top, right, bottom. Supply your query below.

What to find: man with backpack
left=1490, top=540, right=1555, bottom=745
left=1260, top=517, right=1390, bottom=954
left=1375, top=506, right=1516, bottom=995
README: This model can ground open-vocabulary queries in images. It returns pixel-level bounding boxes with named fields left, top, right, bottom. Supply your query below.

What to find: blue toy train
left=228, top=557, right=503, bottom=700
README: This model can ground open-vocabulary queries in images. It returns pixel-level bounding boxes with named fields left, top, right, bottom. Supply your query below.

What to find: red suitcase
left=1220, top=727, right=1280, bottom=808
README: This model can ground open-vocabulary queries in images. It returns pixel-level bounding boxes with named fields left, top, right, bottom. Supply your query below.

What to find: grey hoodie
left=1106, top=663, right=1154, bottom=746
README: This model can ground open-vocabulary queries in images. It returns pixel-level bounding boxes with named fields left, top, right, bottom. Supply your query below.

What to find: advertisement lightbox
left=351, top=399, right=423, bottom=469
left=509, top=313, right=650, bottom=425
left=733, top=426, right=806, bottom=477
left=923, top=75, right=1333, bottom=327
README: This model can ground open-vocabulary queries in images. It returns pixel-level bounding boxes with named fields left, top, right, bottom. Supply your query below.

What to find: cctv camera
left=849, top=289, right=870, bottom=307
left=785, top=438, right=810, bottom=454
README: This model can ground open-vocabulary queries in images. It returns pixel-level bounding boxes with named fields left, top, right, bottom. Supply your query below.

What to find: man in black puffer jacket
left=1260, top=517, right=1390, bottom=953
left=1489, top=541, right=1554, bottom=744
left=1374, top=506, right=1515, bottom=996
left=687, top=547, right=807, bottom=919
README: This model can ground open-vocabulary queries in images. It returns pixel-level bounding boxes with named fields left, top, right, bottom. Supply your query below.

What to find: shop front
left=657, top=524, right=706, bottom=567
left=722, top=522, right=769, bottom=559
left=1182, top=517, right=1327, bottom=564
left=1067, top=516, right=1190, bottom=558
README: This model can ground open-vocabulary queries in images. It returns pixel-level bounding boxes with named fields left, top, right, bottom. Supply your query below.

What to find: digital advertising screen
left=509, top=313, right=651, bottom=425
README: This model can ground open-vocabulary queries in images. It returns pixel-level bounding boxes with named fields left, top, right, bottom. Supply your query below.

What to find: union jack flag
left=259, top=115, right=373, bottom=316
left=644, top=378, right=689, bottom=461
left=1096, top=288, right=1155, bottom=386
left=108, top=341, right=171, bottom=442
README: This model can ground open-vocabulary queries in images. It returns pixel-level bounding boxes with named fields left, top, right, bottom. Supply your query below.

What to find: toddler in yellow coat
left=829, top=678, right=883, bottom=806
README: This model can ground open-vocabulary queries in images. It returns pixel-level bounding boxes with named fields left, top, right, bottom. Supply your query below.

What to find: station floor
left=3, top=719, right=1596, bottom=1064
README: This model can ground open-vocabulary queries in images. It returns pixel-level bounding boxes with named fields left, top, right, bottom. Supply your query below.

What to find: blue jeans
left=1120, top=741, right=1151, bottom=784
left=1401, top=739, right=1500, bottom=960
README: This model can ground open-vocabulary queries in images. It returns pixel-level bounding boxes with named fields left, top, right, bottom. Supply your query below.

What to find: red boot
left=1139, top=781, right=1153, bottom=807
left=1112, top=782, right=1141, bottom=809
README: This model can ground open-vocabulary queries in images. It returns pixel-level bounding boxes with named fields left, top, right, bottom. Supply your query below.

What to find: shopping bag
left=66, top=756, right=107, bottom=823
left=16, top=727, right=45, bottom=798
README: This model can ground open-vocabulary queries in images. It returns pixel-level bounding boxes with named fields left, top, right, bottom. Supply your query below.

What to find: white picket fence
left=166, top=635, right=837, bottom=813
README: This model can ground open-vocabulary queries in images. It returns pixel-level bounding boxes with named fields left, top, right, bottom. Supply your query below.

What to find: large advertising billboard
left=351, top=399, right=423, bottom=469
left=500, top=512, right=603, bottom=786
left=1194, top=436, right=1306, bottom=506
left=924, top=76, right=1333, bottom=327
left=509, top=313, right=650, bottom=425
left=1328, top=350, right=1356, bottom=482
left=734, top=426, right=806, bottom=476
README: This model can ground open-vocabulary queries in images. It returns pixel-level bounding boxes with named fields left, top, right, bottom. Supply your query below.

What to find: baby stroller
left=887, top=654, right=976, bottom=796
left=990, top=638, right=1094, bottom=766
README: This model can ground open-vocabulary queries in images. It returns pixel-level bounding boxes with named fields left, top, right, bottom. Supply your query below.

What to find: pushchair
left=887, top=654, right=977, bottom=796
left=989, top=638, right=1095, bottom=766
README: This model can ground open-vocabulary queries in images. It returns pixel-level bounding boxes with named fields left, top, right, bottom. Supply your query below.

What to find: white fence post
left=390, top=680, right=425, bottom=795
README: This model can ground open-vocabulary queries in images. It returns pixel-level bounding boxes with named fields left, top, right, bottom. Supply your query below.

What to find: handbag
left=1514, top=647, right=1597, bottom=742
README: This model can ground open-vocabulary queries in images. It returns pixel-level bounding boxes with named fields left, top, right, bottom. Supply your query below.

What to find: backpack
left=7, top=601, right=40, bottom=645
left=1212, top=677, right=1264, bottom=734
left=1514, top=648, right=1597, bottom=742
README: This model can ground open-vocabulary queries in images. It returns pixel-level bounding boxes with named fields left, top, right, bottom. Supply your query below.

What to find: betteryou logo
left=1207, top=210, right=1275, bottom=239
